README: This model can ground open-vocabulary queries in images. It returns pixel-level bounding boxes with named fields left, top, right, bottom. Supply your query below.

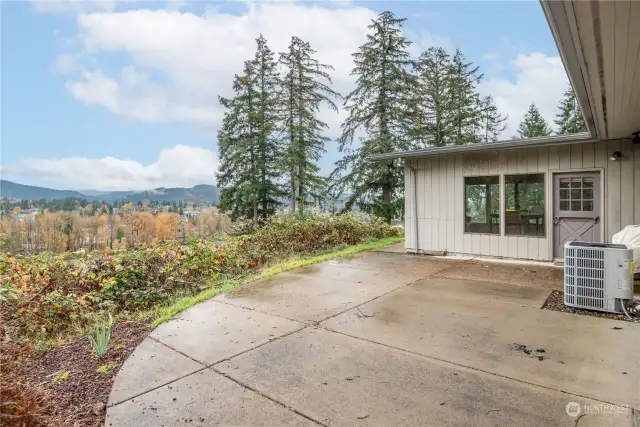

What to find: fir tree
left=252, top=34, right=285, bottom=219
left=217, top=35, right=283, bottom=223
left=447, top=50, right=483, bottom=144
left=279, top=36, right=341, bottom=215
left=554, top=86, right=586, bottom=134
left=516, top=103, right=552, bottom=138
left=331, top=11, right=416, bottom=222
left=478, top=95, right=507, bottom=142
left=412, top=47, right=452, bottom=147
left=217, top=70, right=258, bottom=221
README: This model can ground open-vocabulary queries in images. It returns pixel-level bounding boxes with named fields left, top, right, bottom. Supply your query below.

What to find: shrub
left=0, top=213, right=401, bottom=341
left=0, top=340, right=55, bottom=426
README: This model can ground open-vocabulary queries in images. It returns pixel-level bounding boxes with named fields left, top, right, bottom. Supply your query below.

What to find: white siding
left=404, top=139, right=639, bottom=261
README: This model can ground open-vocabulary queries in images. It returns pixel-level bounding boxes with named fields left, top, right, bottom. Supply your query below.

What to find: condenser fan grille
left=564, top=246, right=606, bottom=310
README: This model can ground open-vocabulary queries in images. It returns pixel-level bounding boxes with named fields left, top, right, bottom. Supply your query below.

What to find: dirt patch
left=433, top=260, right=563, bottom=289
left=542, top=290, right=640, bottom=323
left=19, top=319, right=153, bottom=427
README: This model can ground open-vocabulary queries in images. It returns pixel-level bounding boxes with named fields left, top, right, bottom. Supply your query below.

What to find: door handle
left=553, top=216, right=560, bottom=226
left=593, top=216, right=600, bottom=223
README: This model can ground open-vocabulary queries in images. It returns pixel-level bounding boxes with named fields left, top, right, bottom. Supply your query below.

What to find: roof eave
left=539, top=0, right=600, bottom=139
left=368, top=133, right=594, bottom=162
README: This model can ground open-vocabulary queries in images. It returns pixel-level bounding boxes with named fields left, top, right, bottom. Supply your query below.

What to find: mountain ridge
left=0, top=180, right=218, bottom=203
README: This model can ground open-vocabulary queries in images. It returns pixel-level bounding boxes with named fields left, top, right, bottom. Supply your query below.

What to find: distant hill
left=0, top=180, right=88, bottom=200
left=0, top=180, right=218, bottom=203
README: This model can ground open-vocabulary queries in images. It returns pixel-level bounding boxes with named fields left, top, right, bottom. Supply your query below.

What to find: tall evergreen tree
left=331, top=11, right=416, bottom=222
left=252, top=34, right=284, bottom=219
left=478, top=95, right=507, bottom=142
left=516, top=102, right=552, bottom=138
left=411, top=47, right=452, bottom=147
left=217, top=70, right=257, bottom=221
left=217, top=35, right=283, bottom=223
left=279, top=36, right=341, bottom=215
left=447, top=49, right=484, bottom=144
left=554, top=86, right=586, bottom=134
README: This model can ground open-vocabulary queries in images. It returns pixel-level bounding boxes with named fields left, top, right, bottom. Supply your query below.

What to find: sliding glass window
left=464, top=176, right=499, bottom=234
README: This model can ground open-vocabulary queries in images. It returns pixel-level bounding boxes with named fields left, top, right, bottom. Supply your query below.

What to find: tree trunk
left=382, top=181, right=391, bottom=224
left=290, top=169, right=296, bottom=214
left=297, top=164, right=304, bottom=217
left=253, top=199, right=258, bottom=226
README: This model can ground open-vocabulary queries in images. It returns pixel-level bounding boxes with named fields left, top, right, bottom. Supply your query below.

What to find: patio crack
left=212, top=366, right=327, bottom=426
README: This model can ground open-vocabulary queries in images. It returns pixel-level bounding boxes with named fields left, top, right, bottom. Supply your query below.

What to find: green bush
left=0, top=213, right=401, bottom=341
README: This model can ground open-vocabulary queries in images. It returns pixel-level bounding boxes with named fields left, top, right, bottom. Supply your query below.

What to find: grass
left=152, top=236, right=403, bottom=326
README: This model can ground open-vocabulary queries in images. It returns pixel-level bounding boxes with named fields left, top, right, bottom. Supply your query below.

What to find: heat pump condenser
left=564, top=242, right=634, bottom=313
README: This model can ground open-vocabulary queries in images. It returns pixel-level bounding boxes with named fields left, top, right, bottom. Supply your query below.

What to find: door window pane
left=465, top=176, right=499, bottom=234
left=559, top=176, right=596, bottom=212
left=505, top=174, right=545, bottom=237
left=583, top=200, right=593, bottom=211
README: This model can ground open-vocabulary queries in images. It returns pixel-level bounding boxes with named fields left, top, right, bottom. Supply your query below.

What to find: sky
left=1, top=0, right=571, bottom=191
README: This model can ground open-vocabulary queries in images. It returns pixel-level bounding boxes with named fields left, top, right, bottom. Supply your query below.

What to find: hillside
left=0, top=180, right=218, bottom=203
left=0, top=180, right=88, bottom=200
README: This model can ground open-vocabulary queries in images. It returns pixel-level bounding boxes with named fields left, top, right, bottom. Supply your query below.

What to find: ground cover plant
left=0, top=213, right=402, bottom=427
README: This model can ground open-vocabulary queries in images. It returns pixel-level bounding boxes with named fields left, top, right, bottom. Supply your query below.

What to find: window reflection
left=505, top=174, right=545, bottom=236
left=464, top=176, right=499, bottom=234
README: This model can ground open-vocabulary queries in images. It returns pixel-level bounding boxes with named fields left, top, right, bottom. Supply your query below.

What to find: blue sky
left=1, top=1, right=568, bottom=191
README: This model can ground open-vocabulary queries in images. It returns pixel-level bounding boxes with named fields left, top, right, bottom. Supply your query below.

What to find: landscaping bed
left=0, top=213, right=403, bottom=427
left=542, top=290, right=640, bottom=323
left=24, top=320, right=152, bottom=427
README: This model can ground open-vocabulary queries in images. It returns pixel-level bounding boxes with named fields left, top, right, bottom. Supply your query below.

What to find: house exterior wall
left=404, top=139, right=640, bottom=261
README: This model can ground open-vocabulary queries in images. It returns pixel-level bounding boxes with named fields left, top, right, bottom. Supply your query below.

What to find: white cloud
left=1, top=145, right=218, bottom=191
left=63, top=3, right=377, bottom=131
left=478, top=52, right=569, bottom=138
left=32, top=0, right=122, bottom=14
left=52, top=53, right=81, bottom=74
left=67, top=67, right=221, bottom=123
left=51, top=3, right=569, bottom=150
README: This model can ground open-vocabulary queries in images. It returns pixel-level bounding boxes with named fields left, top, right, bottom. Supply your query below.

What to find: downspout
left=406, top=163, right=419, bottom=254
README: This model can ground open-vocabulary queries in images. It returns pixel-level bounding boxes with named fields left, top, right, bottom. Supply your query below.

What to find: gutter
left=367, top=133, right=594, bottom=162
left=406, top=162, right=419, bottom=254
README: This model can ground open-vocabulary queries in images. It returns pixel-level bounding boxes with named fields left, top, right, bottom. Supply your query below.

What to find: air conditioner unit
left=564, top=242, right=634, bottom=313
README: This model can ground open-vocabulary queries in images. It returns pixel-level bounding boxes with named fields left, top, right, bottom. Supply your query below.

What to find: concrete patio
left=105, top=247, right=639, bottom=426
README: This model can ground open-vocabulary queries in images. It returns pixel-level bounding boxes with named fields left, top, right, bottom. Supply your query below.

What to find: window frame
left=463, top=174, right=501, bottom=235
left=555, top=175, right=597, bottom=219
left=503, top=172, right=547, bottom=238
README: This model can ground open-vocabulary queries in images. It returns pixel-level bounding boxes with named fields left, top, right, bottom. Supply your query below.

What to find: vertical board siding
left=405, top=139, right=637, bottom=261
left=620, top=139, right=634, bottom=229
left=454, top=154, right=464, bottom=253
left=570, top=144, right=583, bottom=169
left=607, top=140, right=622, bottom=237
left=582, top=142, right=595, bottom=168
left=635, top=142, right=640, bottom=224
